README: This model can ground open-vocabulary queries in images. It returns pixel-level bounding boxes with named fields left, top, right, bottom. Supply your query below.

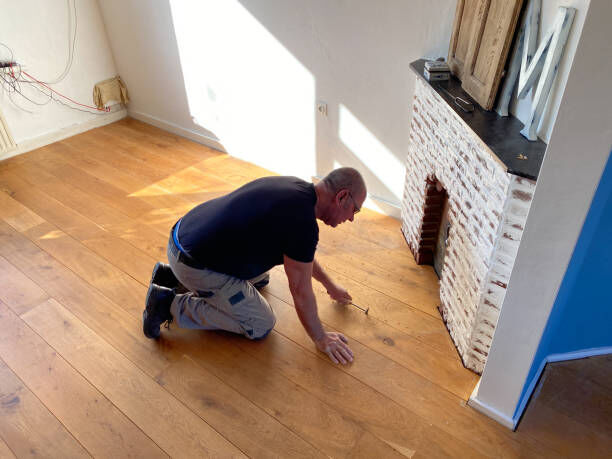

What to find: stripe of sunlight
left=169, top=0, right=316, bottom=180
left=338, top=104, right=405, bottom=202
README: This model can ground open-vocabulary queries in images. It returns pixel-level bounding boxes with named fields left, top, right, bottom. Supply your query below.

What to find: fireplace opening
left=415, top=176, right=449, bottom=279
left=433, top=190, right=450, bottom=278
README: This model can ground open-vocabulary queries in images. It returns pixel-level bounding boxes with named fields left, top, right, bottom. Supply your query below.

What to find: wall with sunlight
left=98, top=0, right=458, bottom=213
left=226, top=0, right=457, bottom=210
left=169, top=0, right=316, bottom=179
left=97, top=1, right=589, bottom=215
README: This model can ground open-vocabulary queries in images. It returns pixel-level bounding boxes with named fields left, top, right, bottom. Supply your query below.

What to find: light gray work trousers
left=167, top=238, right=276, bottom=340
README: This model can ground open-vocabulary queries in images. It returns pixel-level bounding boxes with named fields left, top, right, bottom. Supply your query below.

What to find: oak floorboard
left=0, top=255, right=49, bottom=316
left=23, top=299, right=246, bottom=458
left=0, top=119, right=577, bottom=457
left=554, top=355, right=612, bottom=394
left=519, top=399, right=610, bottom=458
left=1, top=163, right=466, bottom=396
left=32, top=146, right=156, bottom=219
left=31, top=128, right=437, bottom=323
left=93, top=132, right=440, bottom=317
left=68, top=127, right=413, bottom=282
left=265, top=267, right=473, bottom=395
left=1, top=184, right=488, bottom=456
left=109, top=119, right=220, bottom=163
left=0, top=189, right=45, bottom=233
left=1, top=163, right=170, bottom=259
left=1, top=141, right=452, bottom=359
left=259, top=293, right=542, bottom=458
left=2, top=161, right=166, bottom=236
left=0, top=300, right=166, bottom=458
left=54, top=138, right=220, bottom=213
left=0, top=188, right=482, bottom=455
left=269, top=267, right=455, bottom=355
left=0, top=437, right=15, bottom=459
left=0, top=219, right=405, bottom=457
left=160, top=328, right=456, bottom=458
left=0, top=173, right=158, bottom=284
left=45, top=132, right=442, bottom=321
left=518, top=358, right=612, bottom=457
left=0, top=221, right=170, bottom=378
left=22, top=222, right=145, bottom=316
left=0, top=358, right=89, bottom=458
left=232, top=330, right=488, bottom=458
left=156, top=355, right=326, bottom=458
left=63, top=131, right=188, bottom=184
left=536, top=363, right=612, bottom=437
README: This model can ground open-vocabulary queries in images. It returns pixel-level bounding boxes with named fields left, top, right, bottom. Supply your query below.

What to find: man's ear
left=337, top=189, right=349, bottom=203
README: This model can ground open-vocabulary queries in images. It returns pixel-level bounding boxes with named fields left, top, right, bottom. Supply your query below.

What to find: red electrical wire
left=20, top=69, right=110, bottom=112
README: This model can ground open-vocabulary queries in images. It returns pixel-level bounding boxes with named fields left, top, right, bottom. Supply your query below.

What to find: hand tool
left=435, top=83, right=475, bottom=112
left=350, top=302, right=369, bottom=315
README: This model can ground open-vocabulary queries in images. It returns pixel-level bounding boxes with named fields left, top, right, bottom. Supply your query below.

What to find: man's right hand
left=315, top=331, right=354, bottom=365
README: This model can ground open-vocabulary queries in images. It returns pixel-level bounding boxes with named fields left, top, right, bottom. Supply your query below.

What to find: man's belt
left=170, top=219, right=207, bottom=269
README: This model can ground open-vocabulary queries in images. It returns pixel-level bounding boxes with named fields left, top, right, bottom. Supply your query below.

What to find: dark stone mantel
left=410, top=59, right=546, bottom=181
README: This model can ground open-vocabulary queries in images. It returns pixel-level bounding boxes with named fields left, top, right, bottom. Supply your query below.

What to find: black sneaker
left=151, top=262, right=188, bottom=293
left=143, top=284, right=174, bottom=339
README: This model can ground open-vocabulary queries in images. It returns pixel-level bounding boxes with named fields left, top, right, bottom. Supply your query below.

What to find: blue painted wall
left=515, top=150, right=612, bottom=420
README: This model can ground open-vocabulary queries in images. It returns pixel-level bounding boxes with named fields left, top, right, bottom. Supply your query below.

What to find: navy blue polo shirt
left=177, top=176, right=319, bottom=279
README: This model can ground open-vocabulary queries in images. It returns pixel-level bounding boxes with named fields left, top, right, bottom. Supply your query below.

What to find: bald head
left=321, top=167, right=367, bottom=198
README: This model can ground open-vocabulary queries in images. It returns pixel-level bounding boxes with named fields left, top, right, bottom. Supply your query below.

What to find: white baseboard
left=468, top=380, right=516, bottom=430
left=364, top=195, right=401, bottom=219
left=0, top=108, right=128, bottom=161
left=128, top=110, right=226, bottom=153
left=471, top=346, right=612, bottom=430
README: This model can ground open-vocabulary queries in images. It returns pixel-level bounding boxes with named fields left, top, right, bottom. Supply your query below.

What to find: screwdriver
left=350, top=302, right=369, bottom=315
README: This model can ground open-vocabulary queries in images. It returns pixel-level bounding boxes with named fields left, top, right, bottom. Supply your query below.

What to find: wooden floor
left=0, top=118, right=600, bottom=457
left=518, top=355, right=612, bottom=458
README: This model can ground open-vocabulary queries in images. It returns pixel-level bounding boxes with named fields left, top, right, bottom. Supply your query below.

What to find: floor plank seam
left=0, top=317, right=161, bottom=458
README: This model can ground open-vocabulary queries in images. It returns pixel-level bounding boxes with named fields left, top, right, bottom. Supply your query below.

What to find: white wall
left=96, top=0, right=222, bottom=151
left=472, top=0, right=612, bottom=428
left=509, top=0, right=590, bottom=143
left=93, top=0, right=587, bottom=216
left=0, top=0, right=122, bottom=153
left=96, top=0, right=459, bottom=215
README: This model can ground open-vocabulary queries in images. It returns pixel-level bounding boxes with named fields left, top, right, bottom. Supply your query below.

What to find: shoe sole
left=143, top=283, right=161, bottom=339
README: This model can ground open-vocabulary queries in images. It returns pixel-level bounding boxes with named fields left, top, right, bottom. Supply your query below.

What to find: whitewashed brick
left=402, top=78, right=536, bottom=373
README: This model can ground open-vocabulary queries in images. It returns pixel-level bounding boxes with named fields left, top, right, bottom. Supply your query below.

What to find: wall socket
left=316, top=101, right=328, bottom=116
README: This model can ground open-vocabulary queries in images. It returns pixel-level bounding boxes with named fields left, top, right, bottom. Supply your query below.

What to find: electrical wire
left=22, top=69, right=109, bottom=113
left=0, top=1, right=111, bottom=117
left=44, top=0, right=78, bottom=84
left=1, top=62, right=110, bottom=114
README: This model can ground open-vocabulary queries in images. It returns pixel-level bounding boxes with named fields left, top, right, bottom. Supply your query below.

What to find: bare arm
left=312, top=258, right=352, bottom=304
left=284, top=255, right=354, bottom=364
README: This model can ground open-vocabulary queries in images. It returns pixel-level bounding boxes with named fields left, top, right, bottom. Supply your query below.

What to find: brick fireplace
left=401, top=60, right=545, bottom=373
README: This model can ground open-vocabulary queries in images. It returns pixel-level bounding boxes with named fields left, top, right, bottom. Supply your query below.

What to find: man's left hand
left=327, top=284, right=352, bottom=304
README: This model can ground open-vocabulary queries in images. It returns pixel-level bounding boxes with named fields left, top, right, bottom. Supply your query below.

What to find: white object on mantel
left=496, top=0, right=575, bottom=141
left=402, top=78, right=536, bottom=374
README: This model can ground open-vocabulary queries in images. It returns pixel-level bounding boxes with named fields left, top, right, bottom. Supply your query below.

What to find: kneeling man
left=143, top=167, right=366, bottom=365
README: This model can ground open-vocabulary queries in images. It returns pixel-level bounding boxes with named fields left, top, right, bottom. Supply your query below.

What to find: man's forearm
left=292, top=289, right=326, bottom=343
left=312, top=259, right=335, bottom=290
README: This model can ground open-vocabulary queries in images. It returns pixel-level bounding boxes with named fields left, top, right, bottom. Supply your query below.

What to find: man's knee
left=249, top=310, right=276, bottom=340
